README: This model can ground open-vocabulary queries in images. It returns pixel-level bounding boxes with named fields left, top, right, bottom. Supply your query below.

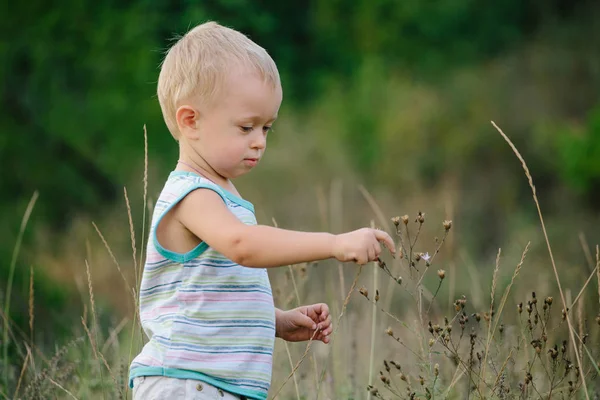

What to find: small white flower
left=422, top=252, right=431, bottom=262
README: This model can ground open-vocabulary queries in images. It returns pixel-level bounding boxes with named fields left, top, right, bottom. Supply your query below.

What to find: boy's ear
left=176, top=105, right=200, bottom=139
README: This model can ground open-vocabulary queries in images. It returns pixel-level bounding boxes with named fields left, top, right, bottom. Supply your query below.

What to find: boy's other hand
left=275, top=304, right=332, bottom=343
left=333, top=228, right=395, bottom=265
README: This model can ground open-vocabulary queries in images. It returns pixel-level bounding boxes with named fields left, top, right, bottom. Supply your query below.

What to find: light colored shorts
left=132, top=376, right=247, bottom=400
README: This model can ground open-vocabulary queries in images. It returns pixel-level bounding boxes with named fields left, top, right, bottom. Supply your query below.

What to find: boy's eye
left=240, top=126, right=253, bottom=133
left=263, top=126, right=272, bottom=133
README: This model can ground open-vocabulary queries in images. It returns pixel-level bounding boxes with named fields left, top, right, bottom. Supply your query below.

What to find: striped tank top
left=129, top=171, right=276, bottom=400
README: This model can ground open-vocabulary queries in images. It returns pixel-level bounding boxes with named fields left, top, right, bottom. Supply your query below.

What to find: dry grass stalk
left=101, top=317, right=129, bottom=354
left=492, top=120, right=589, bottom=400
left=84, top=259, right=124, bottom=398
left=13, top=347, right=31, bottom=399
left=3, top=190, right=38, bottom=388
left=29, top=265, right=34, bottom=345
left=271, top=328, right=320, bottom=399
left=284, top=342, right=301, bottom=400
left=596, top=245, right=599, bottom=306
left=569, top=262, right=599, bottom=313
left=578, top=232, right=594, bottom=270
left=367, top=222, right=379, bottom=400
left=85, top=260, right=97, bottom=338
left=315, top=265, right=365, bottom=398
left=123, top=187, right=138, bottom=286
left=92, top=222, right=131, bottom=292
left=478, top=248, right=502, bottom=390
left=138, top=125, right=149, bottom=302
left=273, top=217, right=302, bottom=400
left=358, top=185, right=401, bottom=311
left=47, top=376, right=79, bottom=400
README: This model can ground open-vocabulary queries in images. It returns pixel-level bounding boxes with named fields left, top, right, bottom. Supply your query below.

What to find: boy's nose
left=251, top=135, right=266, bottom=150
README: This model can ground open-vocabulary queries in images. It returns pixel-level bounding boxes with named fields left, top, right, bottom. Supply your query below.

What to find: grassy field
left=2, top=122, right=599, bottom=400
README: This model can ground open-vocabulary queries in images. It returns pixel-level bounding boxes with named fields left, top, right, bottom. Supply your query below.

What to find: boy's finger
left=313, top=303, right=328, bottom=316
left=298, top=314, right=318, bottom=330
left=318, top=316, right=332, bottom=330
left=373, top=230, right=396, bottom=254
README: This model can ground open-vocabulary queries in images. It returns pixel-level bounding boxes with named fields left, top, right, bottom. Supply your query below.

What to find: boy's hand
left=333, top=228, right=395, bottom=265
left=275, top=304, right=332, bottom=343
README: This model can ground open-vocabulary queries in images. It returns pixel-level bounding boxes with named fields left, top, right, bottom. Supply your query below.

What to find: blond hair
left=157, top=21, right=281, bottom=139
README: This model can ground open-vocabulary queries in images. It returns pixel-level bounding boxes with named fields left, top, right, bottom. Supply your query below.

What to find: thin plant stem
left=284, top=342, right=301, bottom=400
left=479, top=248, right=501, bottom=387
left=3, top=191, right=38, bottom=390
left=368, top=246, right=379, bottom=400
left=315, top=265, right=364, bottom=399
left=492, top=120, right=589, bottom=400
left=271, top=329, right=320, bottom=400
left=480, top=243, right=529, bottom=395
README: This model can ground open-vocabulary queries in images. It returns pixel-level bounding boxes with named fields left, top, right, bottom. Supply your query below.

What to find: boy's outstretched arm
left=175, top=188, right=395, bottom=268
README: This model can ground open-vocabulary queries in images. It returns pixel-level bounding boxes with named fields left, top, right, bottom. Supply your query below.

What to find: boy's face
left=184, top=68, right=282, bottom=180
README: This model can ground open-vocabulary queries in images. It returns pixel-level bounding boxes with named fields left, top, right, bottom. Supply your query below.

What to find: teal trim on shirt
left=129, top=367, right=265, bottom=400
left=169, top=171, right=255, bottom=213
left=152, top=182, right=226, bottom=263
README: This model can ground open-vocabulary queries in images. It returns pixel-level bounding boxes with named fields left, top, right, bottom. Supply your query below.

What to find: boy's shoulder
left=159, top=171, right=254, bottom=213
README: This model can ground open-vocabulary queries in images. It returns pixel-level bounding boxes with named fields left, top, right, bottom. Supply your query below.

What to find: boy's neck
left=176, top=158, right=238, bottom=195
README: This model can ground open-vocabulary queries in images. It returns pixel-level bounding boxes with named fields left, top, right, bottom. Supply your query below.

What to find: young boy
left=129, top=21, right=395, bottom=400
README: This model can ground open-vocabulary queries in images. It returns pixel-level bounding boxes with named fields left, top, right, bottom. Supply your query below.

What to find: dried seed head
left=499, top=324, right=504, bottom=334
left=399, top=373, right=407, bottom=382
left=434, top=363, right=439, bottom=377
left=437, top=269, right=446, bottom=280
left=299, top=265, right=307, bottom=277
left=385, top=327, right=394, bottom=336
left=518, top=302, right=523, bottom=314
left=532, top=291, right=536, bottom=299
left=390, top=361, right=401, bottom=370
left=419, top=375, right=425, bottom=386
left=380, top=374, right=387, bottom=384
left=375, top=290, right=380, bottom=302
left=398, top=248, right=404, bottom=259
left=391, top=216, right=401, bottom=227
left=396, top=276, right=403, bottom=285
left=416, top=212, right=425, bottom=224
left=401, top=215, right=409, bottom=225
left=596, top=314, right=600, bottom=326
left=384, top=360, right=390, bottom=372
left=428, top=338, right=435, bottom=347
left=473, top=313, right=481, bottom=322
left=443, top=220, right=452, bottom=231
left=545, top=296, right=553, bottom=306
left=548, top=346, right=558, bottom=359
left=415, top=253, right=422, bottom=262
left=359, top=287, right=369, bottom=298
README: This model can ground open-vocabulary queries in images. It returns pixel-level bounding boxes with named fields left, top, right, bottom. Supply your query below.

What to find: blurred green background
left=2, top=0, right=600, bottom=395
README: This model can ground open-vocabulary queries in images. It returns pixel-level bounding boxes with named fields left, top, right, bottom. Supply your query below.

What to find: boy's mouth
left=244, top=158, right=259, bottom=166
